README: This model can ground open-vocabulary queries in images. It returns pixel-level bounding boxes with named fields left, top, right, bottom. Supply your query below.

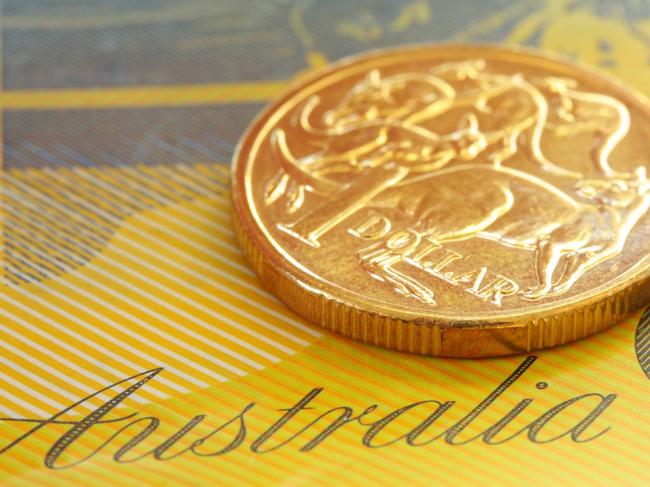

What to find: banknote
left=1, top=1, right=650, bottom=485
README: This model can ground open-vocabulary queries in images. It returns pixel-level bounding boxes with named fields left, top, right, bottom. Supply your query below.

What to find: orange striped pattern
left=0, top=163, right=649, bottom=485
left=0, top=163, right=320, bottom=407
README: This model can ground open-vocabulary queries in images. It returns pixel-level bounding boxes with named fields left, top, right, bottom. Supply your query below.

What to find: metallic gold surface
left=232, top=44, right=650, bottom=357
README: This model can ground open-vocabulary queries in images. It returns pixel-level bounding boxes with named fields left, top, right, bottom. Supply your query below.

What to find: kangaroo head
left=443, top=113, right=488, bottom=160
left=431, top=59, right=486, bottom=81
left=323, top=69, right=451, bottom=130
left=575, top=167, right=649, bottom=207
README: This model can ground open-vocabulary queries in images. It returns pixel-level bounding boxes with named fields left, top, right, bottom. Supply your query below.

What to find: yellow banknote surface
left=1, top=1, right=650, bottom=485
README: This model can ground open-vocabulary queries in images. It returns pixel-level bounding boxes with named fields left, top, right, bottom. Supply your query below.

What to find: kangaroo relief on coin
left=264, top=59, right=649, bottom=304
left=233, top=46, right=650, bottom=356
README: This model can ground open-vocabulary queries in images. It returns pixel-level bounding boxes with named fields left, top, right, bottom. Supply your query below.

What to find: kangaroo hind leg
left=522, top=238, right=565, bottom=300
left=549, top=246, right=616, bottom=296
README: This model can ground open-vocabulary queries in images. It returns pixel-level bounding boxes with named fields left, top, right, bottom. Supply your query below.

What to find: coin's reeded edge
left=231, top=43, right=650, bottom=356
left=234, top=211, right=650, bottom=357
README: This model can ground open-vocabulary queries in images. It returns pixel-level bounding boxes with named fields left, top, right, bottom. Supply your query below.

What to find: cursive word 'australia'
left=0, top=357, right=616, bottom=469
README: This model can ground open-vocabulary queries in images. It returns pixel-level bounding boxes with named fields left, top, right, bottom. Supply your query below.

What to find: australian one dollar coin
left=231, top=44, right=650, bottom=357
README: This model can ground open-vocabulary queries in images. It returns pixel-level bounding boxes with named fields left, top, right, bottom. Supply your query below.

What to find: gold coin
left=232, top=44, right=650, bottom=357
